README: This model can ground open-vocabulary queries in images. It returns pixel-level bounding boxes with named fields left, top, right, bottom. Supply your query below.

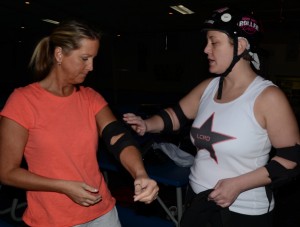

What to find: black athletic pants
left=180, top=185, right=273, bottom=227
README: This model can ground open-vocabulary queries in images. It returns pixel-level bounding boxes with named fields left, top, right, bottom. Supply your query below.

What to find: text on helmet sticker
left=238, top=17, right=259, bottom=34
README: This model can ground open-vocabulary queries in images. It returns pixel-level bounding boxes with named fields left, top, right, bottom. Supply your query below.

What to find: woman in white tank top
left=124, top=6, right=300, bottom=227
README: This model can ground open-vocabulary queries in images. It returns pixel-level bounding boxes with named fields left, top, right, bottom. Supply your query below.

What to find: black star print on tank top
left=191, top=113, right=236, bottom=163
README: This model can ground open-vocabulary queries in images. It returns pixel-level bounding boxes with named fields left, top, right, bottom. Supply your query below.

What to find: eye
left=81, top=56, right=89, bottom=61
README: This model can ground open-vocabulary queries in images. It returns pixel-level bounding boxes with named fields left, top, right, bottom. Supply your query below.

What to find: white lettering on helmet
left=238, top=18, right=259, bottom=34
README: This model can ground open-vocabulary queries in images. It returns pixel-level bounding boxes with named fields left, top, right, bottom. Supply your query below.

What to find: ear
left=237, top=38, right=248, bottom=55
left=54, top=47, right=63, bottom=64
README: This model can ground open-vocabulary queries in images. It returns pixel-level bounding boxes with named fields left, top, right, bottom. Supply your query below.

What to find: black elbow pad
left=172, top=103, right=190, bottom=129
left=156, top=103, right=190, bottom=134
left=102, top=121, right=139, bottom=161
left=157, top=109, right=173, bottom=134
left=265, top=160, right=300, bottom=189
left=265, top=144, right=300, bottom=189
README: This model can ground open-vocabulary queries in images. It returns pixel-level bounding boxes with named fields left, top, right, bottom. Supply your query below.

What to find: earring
left=57, top=61, right=61, bottom=66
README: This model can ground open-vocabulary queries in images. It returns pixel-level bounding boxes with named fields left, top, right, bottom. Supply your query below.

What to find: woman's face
left=204, top=30, right=234, bottom=74
left=60, top=38, right=99, bottom=84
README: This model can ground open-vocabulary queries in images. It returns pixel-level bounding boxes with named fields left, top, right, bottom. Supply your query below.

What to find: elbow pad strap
left=265, top=160, right=288, bottom=180
left=157, top=109, right=173, bottom=133
left=265, top=160, right=300, bottom=189
left=156, top=103, right=190, bottom=134
left=276, top=144, right=300, bottom=164
left=102, top=121, right=139, bottom=161
left=172, top=103, right=189, bottom=129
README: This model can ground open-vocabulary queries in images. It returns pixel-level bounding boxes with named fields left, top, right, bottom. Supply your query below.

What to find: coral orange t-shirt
left=1, top=83, right=115, bottom=227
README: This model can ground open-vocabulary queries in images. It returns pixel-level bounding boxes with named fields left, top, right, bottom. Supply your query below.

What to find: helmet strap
left=217, top=37, right=242, bottom=99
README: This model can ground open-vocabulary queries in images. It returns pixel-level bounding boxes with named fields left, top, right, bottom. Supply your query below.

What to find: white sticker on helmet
left=221, top=13, right=232, bottom=22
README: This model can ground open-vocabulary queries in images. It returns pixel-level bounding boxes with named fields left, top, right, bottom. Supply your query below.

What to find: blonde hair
left=29, top=20, right=101, bottom=80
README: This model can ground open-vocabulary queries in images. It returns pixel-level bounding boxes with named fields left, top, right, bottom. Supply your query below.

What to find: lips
left=208, top=59, right=215, bottom=65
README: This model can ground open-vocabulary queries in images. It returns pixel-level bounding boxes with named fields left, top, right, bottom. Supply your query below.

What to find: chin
left=78, top=76, right=86, bottom=82
left=209, top=68, right=218, bottom=74
left=209, top=68, right=224, bottom=75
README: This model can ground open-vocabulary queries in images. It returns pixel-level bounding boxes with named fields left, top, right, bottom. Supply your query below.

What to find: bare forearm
left=119, top=146, right=148, bottom=179
left=1, top=167, right=66, bottom=193
left=144, top=115, right=164, bottom=133
left=235, top=167, right=271, bottom=192
left=209, top=166, right=272, bottom=207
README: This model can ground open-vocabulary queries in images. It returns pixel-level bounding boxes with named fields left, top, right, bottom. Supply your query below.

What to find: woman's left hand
left=133, top=177, right=159, bottom=204
left=208, top=178, right=241, bottom=208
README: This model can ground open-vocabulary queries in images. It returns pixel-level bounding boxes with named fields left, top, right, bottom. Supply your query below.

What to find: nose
left=204, top=42, right=210, bottom=54
left=86, top=59, right=94, bottom=71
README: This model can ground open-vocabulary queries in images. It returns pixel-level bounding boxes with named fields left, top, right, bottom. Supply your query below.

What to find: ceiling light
left=42, top=19, right=60, bottom=24
left=170, top=5, right=194, bottom=15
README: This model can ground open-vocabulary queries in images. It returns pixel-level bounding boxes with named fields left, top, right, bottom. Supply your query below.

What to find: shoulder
left=78, top=86, right=108, bottom=112
left=8, top=83, right=44, bottom=105
left=181, top=77, right=214, bottom=103
left=254, top=85, right=297, bottom=132
left=78, top=86, right=105, bottom=99
left=180, top=77, right=215, bottom=119
left=8, top=83, right=43, bottom=101
left=6, top=84, right=34, bottom=102
left=188, top=77, right=215, bottom=97
left=12, top=83, right=37, bottom=94
left=257, top=85, right=288, bottom=107
left=255, top=85, right=292, bottom=118
left=79, top=86, right=98, bottom=94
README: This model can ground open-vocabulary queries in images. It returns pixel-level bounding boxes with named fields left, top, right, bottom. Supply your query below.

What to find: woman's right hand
left=62, top=180, right=102, bottom=207
left=123, top=113, right=147, bottom=136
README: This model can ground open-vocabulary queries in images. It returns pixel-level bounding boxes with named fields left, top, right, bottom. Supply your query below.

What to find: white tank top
left=189, top=76, right=275, bottom=215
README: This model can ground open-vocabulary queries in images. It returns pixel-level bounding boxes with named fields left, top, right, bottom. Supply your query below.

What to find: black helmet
left=202, top=6, right=261, bottom=52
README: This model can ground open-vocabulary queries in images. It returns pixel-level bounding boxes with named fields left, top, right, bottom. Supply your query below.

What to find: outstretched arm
left=123, top=79, right=212, bottom=136
left=123, top=113, right=164, bottom=135
left=97, top=106, right=159, bottom=204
